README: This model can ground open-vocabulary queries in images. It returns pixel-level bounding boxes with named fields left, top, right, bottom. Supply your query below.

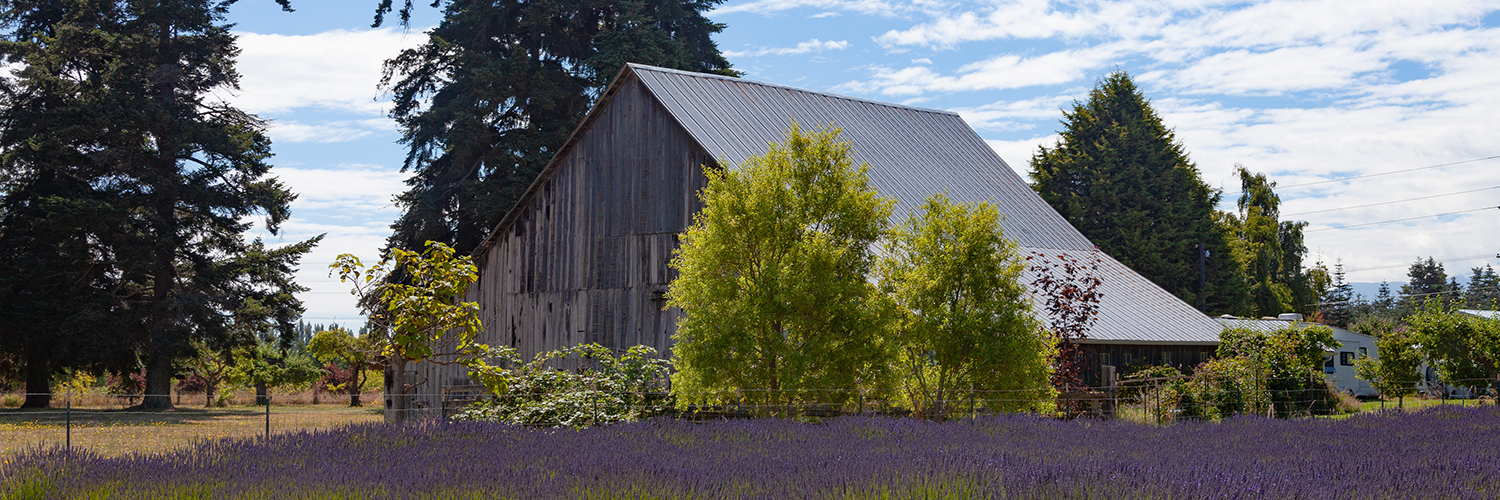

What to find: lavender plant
left=6, top=406, right=1500, bottom=499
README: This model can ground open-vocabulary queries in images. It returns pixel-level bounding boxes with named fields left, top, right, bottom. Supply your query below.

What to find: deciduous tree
left=307, top=326, right=381, bottom=406
left=668, top=124, right=895, bottom=411
left=332, top=241, right=483, bottom=422
left=879, top=193, right=1054, bottom=418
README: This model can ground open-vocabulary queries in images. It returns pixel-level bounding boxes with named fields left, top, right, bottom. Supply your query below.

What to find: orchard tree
left=1029, top=71, right=1245, bottom=314
left=879, top=193, right=1054, bottom=418
left=1407, top=300, right=1499, bottom=395
left=332, top=241, right=483, bottom=422
left=307, top=326, right=381, bottom=406
left=379, top=0, right=737, bottom=255
left=668, top=124, right=896, bottom=411
left=1355, top=328, right=1422, bottom=408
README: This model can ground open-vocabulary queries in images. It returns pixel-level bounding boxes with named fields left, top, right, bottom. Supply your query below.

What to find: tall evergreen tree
left=0, top=0, right=317, bottom=409
left=1401, top=257, right=1450, bottom=306
left=1467, top=264, right=1500, bottom=309
left=1323, top=261, right=1356, bottom=327
left=1029, top=71, right=1246, bottom=314
left=380, top=0, right=736, bottom=255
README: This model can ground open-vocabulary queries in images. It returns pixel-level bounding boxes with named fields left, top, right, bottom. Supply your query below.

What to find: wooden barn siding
left=414, top=76, right=712, bottom=403
left=1080, top=343, right=1220, bottom=386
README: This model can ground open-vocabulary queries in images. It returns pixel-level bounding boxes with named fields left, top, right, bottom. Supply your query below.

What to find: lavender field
left=4, top=406, right=1498, bottom=499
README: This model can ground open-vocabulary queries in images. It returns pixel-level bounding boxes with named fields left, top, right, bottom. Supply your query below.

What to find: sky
left=221, top=0, right=1500, bottom=324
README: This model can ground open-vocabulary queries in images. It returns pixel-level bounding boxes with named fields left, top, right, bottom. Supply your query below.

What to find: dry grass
left=0, top=403, right=383, bottom=457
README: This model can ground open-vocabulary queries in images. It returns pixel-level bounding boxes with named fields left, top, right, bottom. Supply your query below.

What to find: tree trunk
left=385, top=360, right=405, bottom=423
left=21, top=347, right=51, bottom=408
left=140, top=351, right=174, bottom=409
left=350, top=368, right=363, bottom=407
left=204, top=380, right=217, bottom=408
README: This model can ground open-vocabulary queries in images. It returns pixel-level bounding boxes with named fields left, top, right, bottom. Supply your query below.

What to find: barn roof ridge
left=625, top=63, right=961, bottom=117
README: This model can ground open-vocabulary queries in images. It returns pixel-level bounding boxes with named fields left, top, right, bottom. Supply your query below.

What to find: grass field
left=0, top=404, right=383, bottom=457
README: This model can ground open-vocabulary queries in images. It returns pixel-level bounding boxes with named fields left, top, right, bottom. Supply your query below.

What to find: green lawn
left=0, top=404, right=383, bottom=457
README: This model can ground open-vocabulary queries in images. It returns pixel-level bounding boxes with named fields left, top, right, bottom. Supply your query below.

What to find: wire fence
left=3, top=375, right=1496, bottom=456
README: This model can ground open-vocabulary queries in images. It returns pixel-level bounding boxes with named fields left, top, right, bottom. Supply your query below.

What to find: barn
left=404, top=64, right=1223, bottom=414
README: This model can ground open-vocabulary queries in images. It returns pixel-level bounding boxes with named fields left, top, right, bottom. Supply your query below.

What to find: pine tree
left=1029, top=71, right=1246, bottom=315
left=380, top=0, right=737, bottom=255
left=0, top=0, right=317, bottom=409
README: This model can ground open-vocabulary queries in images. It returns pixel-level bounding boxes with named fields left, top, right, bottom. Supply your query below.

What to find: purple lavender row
left=5, top=406, right=1498, bottom=499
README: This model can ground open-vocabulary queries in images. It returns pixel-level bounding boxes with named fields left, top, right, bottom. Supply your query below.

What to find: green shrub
left=458, top=344, right=672, bottom=427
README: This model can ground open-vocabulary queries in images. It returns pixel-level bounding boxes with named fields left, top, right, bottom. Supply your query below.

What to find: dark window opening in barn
left=1359, top=347, right=1368, bottom=358
left=1123, top=353, right=1133, bottom=367
left=1162, top=351, right=1173, bottom=366
left=1340, top=352, right=1355, bottom=366
left=1199, top=350, right=1208, bottom=364
left=511, top=317, right=518, bottom=347
left=1100, top=353, right=1111, bottom=366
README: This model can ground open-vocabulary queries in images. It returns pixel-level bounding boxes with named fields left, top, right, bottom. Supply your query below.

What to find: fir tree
left=0, top=0, right=317, bottom=409
left=1323, top=261, right=1356, bottom=327
left=1029, top=71, right=1246, bottom=315
left=1401, top=257, right=1450, bottom=306
left=1467, top=264, right=1500, bottom=309
left=380, top=0, right=737, bottom=255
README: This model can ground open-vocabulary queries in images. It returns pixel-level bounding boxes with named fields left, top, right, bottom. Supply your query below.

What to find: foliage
left=15, top=407, right=1500, bottom=498
left=1027, top=251, right=1103, bottom=390
left=878, top=193, right=1054, bottom=418
left=332, top=241, right=484, bottom=422
left=378, top=0, right=737, bottom=255
left=0, top=0, right=318, bottom=409
left=1402, top=257, right=1453, bottom=308
left=230, top=337, right=323, bottom=398
left=1321, top=261, right=1357, bottom=327
left=458, top=344, right=672, bottom=427
left=1221, top=166, right=1317, bottom=317
left=306, top=327, right=381, bottom=406
left=1355, top=327, right=1422, bottom=406
left=668, top=123, right=896, bottom=410
left=1466, top=264, right=1500, bottom=309
left=1028, top=70, right=1244, bottom=314
left=1406, top=300, right=1500, bottom=393
left=1217, top=324, right=1344, bottom=418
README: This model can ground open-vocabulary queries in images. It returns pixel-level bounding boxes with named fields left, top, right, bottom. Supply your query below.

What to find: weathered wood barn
left=407, top=64, right=1223, bottom=411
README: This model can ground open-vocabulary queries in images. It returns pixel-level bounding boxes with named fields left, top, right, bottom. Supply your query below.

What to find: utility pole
left=1197, top=242, right=1207, bottom=313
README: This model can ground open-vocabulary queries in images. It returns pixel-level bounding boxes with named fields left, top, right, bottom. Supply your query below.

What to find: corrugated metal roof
left=631, top=64, right=1096, bottom=252
left=1022, top=248, right=1224, bottom=344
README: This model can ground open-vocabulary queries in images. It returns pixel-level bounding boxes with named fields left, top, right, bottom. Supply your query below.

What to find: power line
left=1223, top=154, right=1500, bottom=197
left=1305, top=206, right=1499, bottom=232
left=1343, top=253, right=1500, bottom=273
left=1283, top=185, right=1500, bottom=217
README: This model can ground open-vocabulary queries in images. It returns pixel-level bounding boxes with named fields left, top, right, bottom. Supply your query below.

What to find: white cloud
left=274, top=165, right=409, bottom=214
left=714, top=0, right=913, bottom=16
left=267, top=119, right=398, bottom=143
left=724, top=39, right=850, bottom=58
left=838, top=45, right=1120, bottom=95
left=229, top=28, right=427, bottom=115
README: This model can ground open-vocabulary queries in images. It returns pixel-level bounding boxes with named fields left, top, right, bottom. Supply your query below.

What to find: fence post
left=65, top=387, right=71, bottom=453
left=264, top=394, right=271, bottom=440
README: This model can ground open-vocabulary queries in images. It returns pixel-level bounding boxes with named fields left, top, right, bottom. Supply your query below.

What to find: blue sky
left=222, top=0, right=1500, bottom=322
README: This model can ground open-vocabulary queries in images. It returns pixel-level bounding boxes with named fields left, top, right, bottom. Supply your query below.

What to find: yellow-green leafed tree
left=668, top=123, right=896, bottom=412
left=880, top=193, right=1055, bottom=418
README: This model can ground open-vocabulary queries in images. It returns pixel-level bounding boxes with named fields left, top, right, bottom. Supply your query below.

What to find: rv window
left=1323, top=355, right=1335, bottom=374
left=1340, top=352, right=1355, bottom=366
left=1359, top=347, right=1368, bottom=358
